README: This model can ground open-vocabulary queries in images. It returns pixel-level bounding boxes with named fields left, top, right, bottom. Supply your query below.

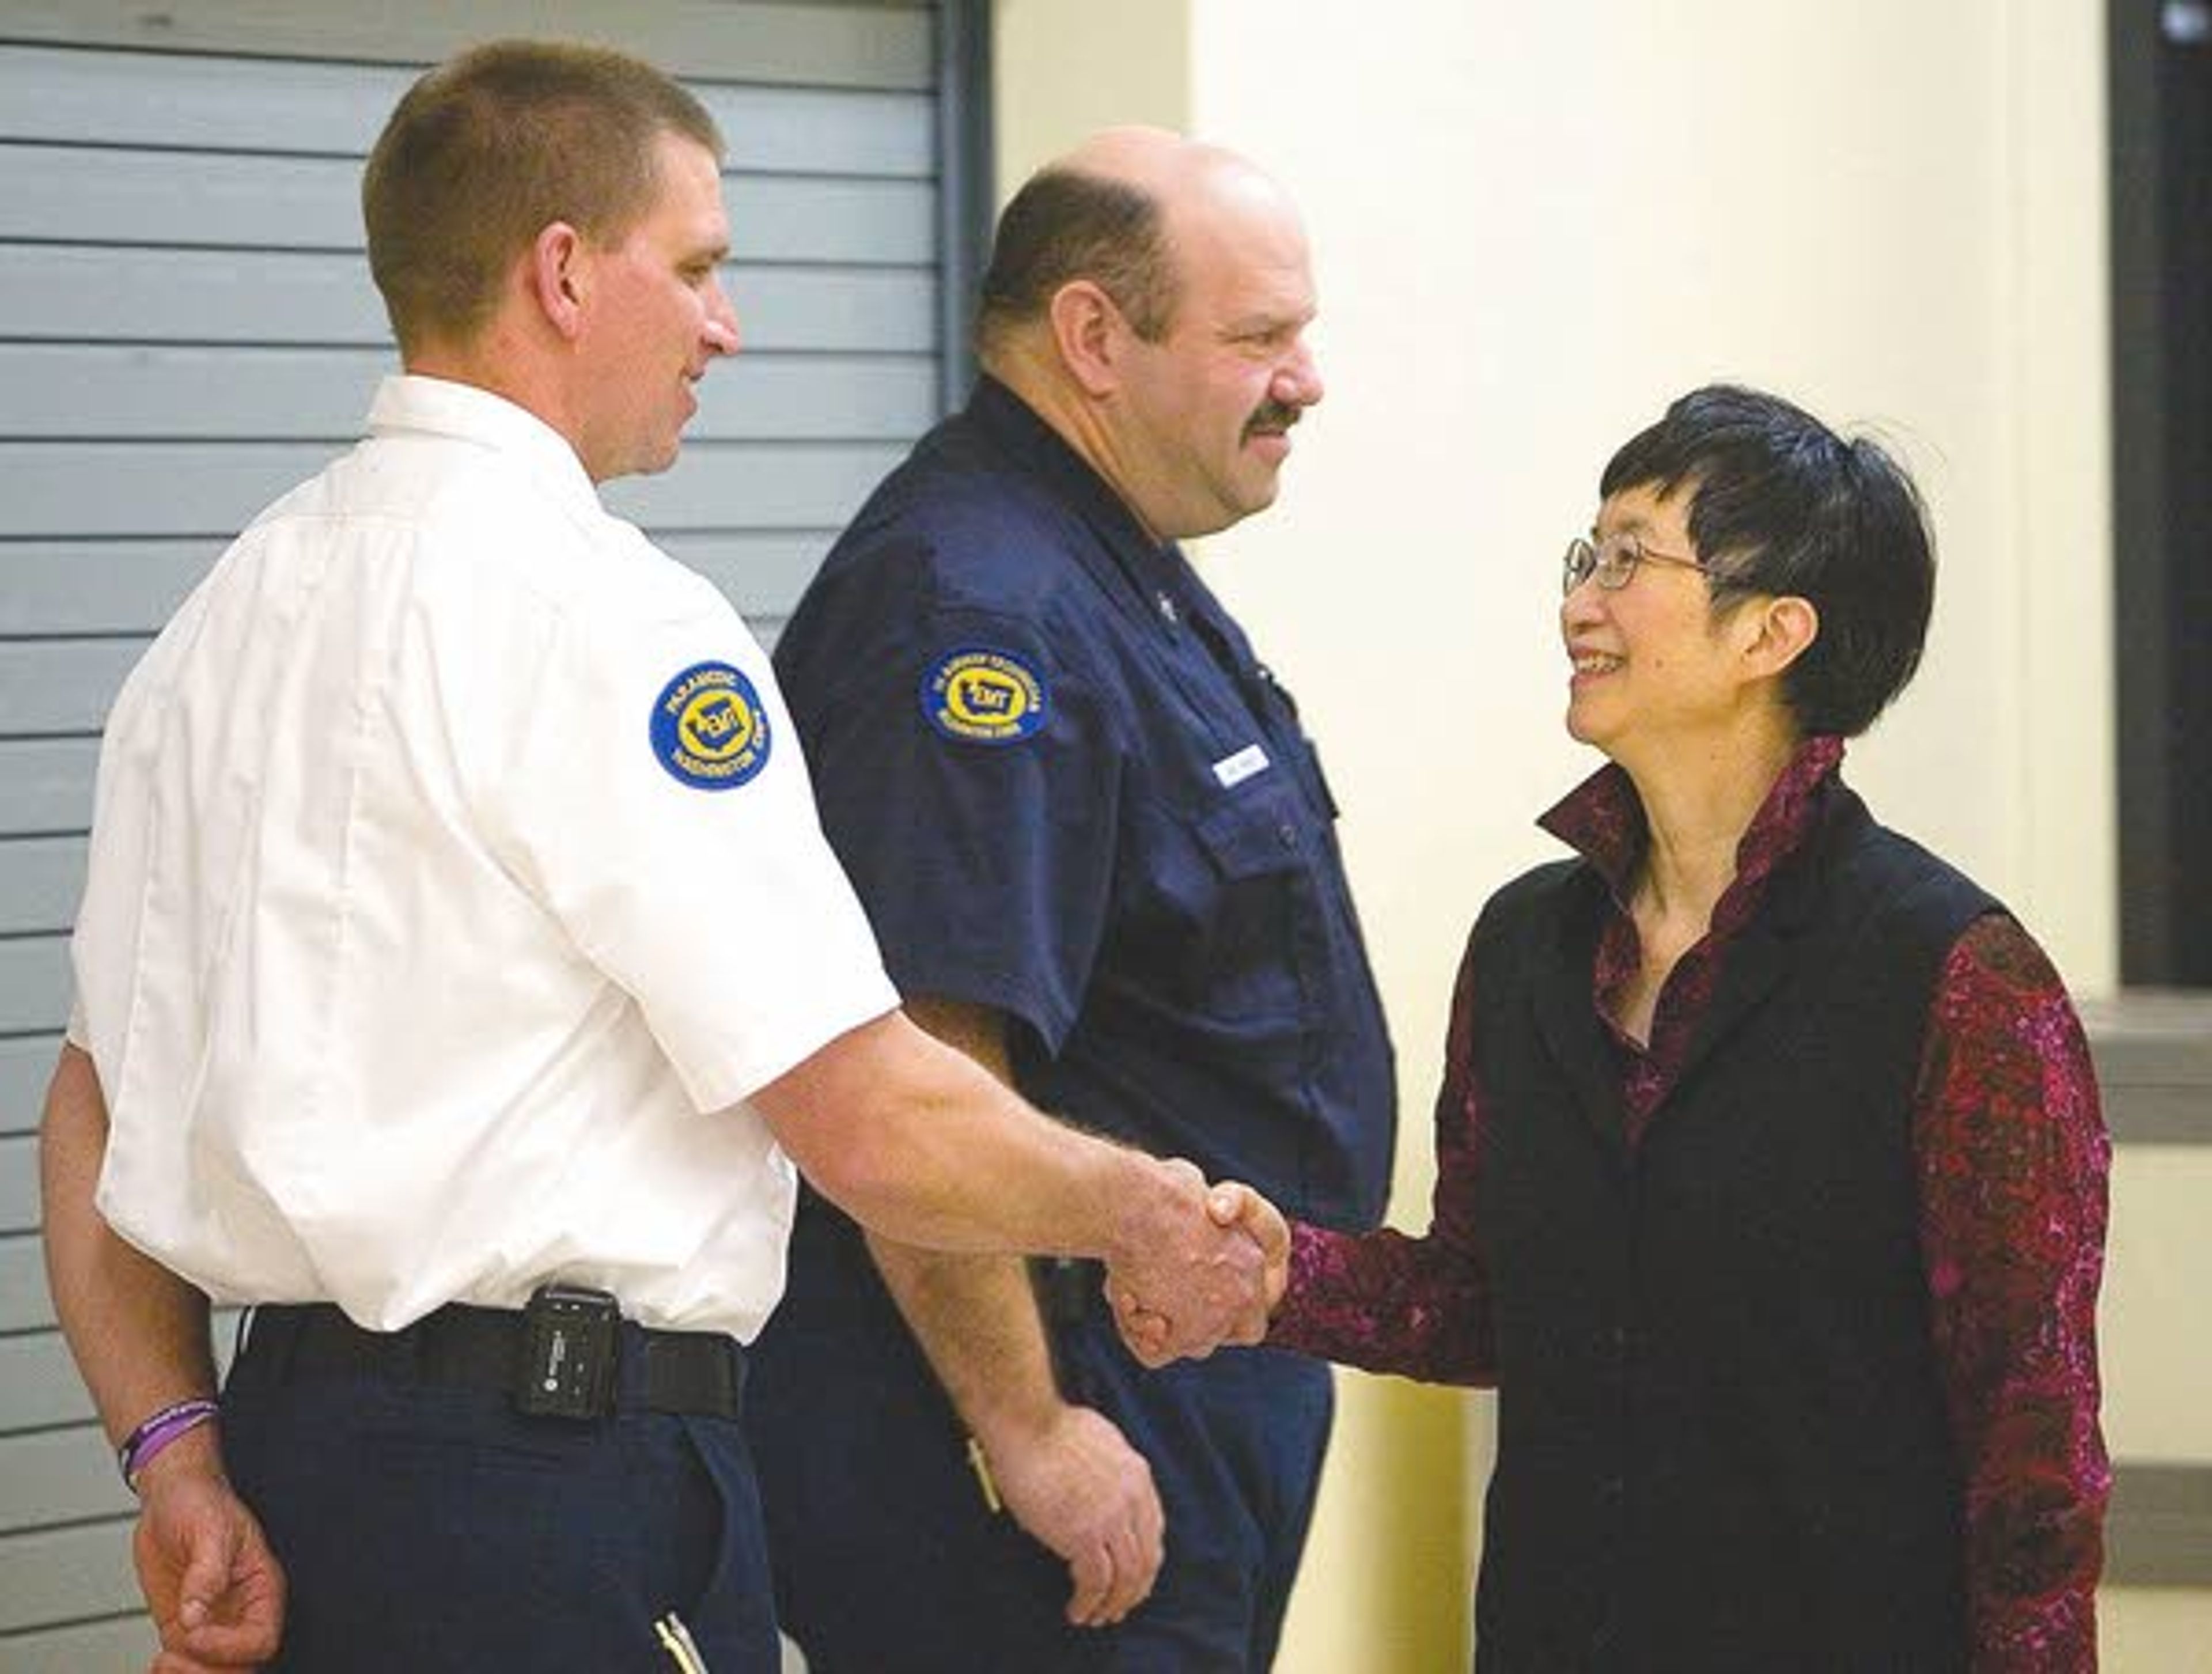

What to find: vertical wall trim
left=934, top=0, right=994, bottom=412
left=2108, top=0, right=2169, bottom=982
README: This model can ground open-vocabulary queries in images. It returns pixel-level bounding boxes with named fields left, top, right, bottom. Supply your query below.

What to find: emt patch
left=921, top=648, right=1050, bottom=744
left=650, top=660, right=771, bottom=790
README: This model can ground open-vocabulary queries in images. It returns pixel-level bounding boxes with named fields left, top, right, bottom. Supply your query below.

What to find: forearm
left=757, top=1009, right=1184, bottom=1263
left=41, top=1042, right=287, bottom=1664
left=870, top=1237, right=1063, bottom=1444
left=1268, top=1219, right=1498, bottom=1385
left=859, top=995, right=1164, bottom=1624
left=863, top=997, right=1068, bottom=1444
left=38, top=1044, right=220, bottom=1447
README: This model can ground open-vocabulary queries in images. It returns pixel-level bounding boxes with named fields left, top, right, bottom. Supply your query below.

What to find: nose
left=703, top=277, right=741, bottom=358
left=1272, top=337, right=1323, bottom=410
left=1561, top=579, right=1604, bottom=632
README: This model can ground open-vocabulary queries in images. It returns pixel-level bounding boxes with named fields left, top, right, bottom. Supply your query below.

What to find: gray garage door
left=0, top=4, right=981, bottom=1664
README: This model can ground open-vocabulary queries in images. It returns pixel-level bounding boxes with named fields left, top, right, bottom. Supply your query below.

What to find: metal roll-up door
left=0, top=6, right=981, bottom=1664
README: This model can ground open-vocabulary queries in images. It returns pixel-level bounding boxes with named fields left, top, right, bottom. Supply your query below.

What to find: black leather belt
left=238, top=1301, right=744, bottom=1419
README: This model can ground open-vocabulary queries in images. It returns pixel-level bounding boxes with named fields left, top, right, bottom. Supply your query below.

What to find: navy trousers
left=221, top=1319, right=780, bottom=1672
left=747, top=1275, right=1334, bottom=1673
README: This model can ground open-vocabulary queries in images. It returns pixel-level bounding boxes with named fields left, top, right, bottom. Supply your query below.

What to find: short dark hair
left=1600, top=384, right=1936, bottom=738
left=976, top=166, right=1180, bottom=354
left=362, top=39, right=722, bottom=353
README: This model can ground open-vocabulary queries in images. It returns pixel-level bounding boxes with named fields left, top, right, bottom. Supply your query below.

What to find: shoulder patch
left=651, top=660, right=772, bottom=790
left=921, top=648, right=1049, bottom=744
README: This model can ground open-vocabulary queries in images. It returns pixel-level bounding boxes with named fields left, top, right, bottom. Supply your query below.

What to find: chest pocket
left=1185, top=779, right=1320, bottom=1030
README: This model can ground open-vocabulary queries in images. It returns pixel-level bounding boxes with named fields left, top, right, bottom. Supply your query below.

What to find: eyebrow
left=1219, top=305, right=1313, bottom=337
left=1592, top=516, right=1656, bottom=540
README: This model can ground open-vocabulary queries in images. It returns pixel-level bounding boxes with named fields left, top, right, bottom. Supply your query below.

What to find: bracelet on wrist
left=118, top=1396, right=221, bottom=1493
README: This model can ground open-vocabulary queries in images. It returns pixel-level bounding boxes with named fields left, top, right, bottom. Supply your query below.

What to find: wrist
left=134, top=1418, right=226, bottom=1495
left=965, top=1383, right=1070, bottom=1457
left=118, top=1395, right=222, bottom=1494
left=1100, top=1152, right=1182, bottom=1274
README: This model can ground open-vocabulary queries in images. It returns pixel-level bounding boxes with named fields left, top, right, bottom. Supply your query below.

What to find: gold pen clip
left=965, top=1434, right=1004, bottom=1514
left=654, top=1611, right=711, bottom=1674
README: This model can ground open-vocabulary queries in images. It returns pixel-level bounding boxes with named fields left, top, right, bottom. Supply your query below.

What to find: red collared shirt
left=1272, top=737, right=2110, bottom=1671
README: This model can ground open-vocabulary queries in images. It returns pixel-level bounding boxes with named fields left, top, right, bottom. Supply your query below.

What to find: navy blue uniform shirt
left=773, top=377, right=1394, bottom=1229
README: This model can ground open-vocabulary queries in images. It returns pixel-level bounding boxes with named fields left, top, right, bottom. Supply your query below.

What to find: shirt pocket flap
left=1194, top=784, right=1307, bottom=881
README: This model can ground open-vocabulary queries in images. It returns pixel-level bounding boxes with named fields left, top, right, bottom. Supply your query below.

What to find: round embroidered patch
left=650, top=660, right=772, bottom=790
left=921, top=648, right=1048, bottom=744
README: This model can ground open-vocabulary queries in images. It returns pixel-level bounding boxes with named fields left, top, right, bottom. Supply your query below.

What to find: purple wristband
left=118, top=1396, right=221, bottom=1491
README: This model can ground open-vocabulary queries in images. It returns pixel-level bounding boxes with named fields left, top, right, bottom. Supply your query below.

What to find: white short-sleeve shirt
left=67, top=375, right=896, bottom=1338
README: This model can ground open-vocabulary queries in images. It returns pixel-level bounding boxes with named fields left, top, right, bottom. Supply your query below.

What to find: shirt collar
left=966, top=374, right=1183, bottom=588
left=366, top=374, right=604, bottom=523
left=1538, top=733, right=1850, bottom=908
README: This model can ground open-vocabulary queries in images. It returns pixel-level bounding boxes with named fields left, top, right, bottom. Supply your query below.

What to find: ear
left=526, top=222, right=590, bottom=342
left=1736, top=593, right=1819, bottom=679
left=1046, top=279, right=1127, bottom=397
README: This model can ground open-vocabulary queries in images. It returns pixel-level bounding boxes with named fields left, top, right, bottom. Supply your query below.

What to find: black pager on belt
left=514, top=1283, right=620, bottom=1419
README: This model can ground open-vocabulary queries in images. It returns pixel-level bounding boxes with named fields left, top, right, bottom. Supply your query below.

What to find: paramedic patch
left=651, top=660, right=772, bottom=790
left=921, top=649, right=1048, bottom=744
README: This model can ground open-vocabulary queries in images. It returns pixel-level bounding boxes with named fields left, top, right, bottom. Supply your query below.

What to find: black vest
left=1468, top=787, right=1995, bottom=1673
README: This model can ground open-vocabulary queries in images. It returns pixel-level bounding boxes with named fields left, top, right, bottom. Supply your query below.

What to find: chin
left=1234, top=478, right=1282, bottom=519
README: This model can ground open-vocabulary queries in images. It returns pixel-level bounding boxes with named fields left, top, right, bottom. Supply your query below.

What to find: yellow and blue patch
left=921, top=648, right=1048, bottom=744
left=651, top=660, right=772, bottom=790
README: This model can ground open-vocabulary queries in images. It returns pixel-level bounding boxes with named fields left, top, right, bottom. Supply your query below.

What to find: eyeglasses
left=1562, top=532, right=1713, bottom=596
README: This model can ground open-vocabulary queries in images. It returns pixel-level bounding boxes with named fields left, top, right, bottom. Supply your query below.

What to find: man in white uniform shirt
left=38, top=40, right=1283, bottom=1672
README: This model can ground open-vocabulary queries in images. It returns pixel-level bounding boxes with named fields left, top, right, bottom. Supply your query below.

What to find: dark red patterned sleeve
left=1915, top=915, right=2111, bottom=1672
left=1266, top=930, right=1498, bottom=1385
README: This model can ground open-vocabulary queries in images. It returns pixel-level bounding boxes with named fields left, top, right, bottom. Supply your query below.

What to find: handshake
left=1100, top=1160, right=1288, bottom=1368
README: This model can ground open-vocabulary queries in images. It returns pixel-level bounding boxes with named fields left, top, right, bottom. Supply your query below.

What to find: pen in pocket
left=654, top=1611, right=710, bottom=1674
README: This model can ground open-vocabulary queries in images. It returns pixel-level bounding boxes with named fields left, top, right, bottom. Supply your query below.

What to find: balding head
left=976, top=128, right=1300, bottom=358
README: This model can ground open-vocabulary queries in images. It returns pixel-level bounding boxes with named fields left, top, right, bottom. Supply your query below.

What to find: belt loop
left=226, top=1304, right=262, bottom=1391
left=396, top=1309, right=428, bottom=1384
left=616, top=1317, right=648, bottom=1414
left=229, top=1305, right=257, bottom=1385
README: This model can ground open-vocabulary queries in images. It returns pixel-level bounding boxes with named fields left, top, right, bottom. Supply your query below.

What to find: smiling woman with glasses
left=1260, top=383, right=2111, bottom=1672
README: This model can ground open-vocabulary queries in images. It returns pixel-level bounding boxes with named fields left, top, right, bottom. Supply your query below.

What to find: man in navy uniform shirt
left=747, top=127, right=1396, bottom=1671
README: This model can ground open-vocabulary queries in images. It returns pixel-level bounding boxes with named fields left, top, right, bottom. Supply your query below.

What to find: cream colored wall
left=989, top=1, right=2170, bottom=1668
left=2103, top=1146, right=2212, bottom=1671
left=992, top=0, right=1191, bottom=154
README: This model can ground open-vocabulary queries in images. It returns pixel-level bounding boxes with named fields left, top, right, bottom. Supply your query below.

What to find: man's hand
left=981, top=1403, right=1164, bottom=1627
left=1104, top=1162, right=1287, bottom=1368
left=134, top=1446, right=285, bottom=1671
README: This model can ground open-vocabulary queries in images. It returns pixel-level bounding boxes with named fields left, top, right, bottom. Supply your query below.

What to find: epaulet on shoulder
left=865, top=478, right=1088, bottom=623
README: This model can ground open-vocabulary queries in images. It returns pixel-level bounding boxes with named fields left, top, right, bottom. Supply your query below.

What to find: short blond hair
left=362, top=39, right=722, bottom=353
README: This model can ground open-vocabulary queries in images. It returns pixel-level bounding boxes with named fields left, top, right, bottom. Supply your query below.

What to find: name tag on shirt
left=1211, top=744, right=1270, bottom=789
